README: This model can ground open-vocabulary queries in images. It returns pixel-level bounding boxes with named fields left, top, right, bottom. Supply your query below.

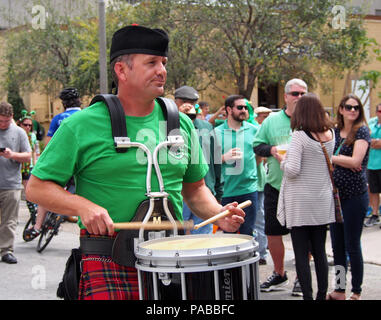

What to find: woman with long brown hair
left=277, top=93, right=335, bottom=300
left=328, top=94, right=370, bottom=300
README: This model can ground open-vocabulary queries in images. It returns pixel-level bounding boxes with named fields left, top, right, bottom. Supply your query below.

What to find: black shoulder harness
left=89, top=94, right=180, bottom=153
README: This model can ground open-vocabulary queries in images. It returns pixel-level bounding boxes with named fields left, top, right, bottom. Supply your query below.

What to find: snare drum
left=135, top=234, right=260, bottom=300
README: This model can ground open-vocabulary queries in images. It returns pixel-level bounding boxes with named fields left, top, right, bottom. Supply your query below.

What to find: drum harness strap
left=80, top=94, right=184, bottom=264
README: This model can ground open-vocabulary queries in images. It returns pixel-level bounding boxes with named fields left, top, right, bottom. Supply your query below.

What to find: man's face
left=121, top=54, right=167, bottom=98
left=228, top=98, right=248, bottom=122
left=201, top=105, right=209, bottom=115
left=256, top=112, right=270, bottom=124
left=175, top=98, right=196, bottom=108
left=284, top=84, right=307, bottom=115
left=0, top=115, right=13, bottom=130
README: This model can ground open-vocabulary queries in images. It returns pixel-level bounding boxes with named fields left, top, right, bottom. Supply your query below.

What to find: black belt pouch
left=57, top=248, right=82, bottom=300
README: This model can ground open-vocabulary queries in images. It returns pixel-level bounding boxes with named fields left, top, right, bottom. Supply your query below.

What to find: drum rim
left=135, top=234, right=258, bottom=262
left=135, top=252, right=260, bottom=273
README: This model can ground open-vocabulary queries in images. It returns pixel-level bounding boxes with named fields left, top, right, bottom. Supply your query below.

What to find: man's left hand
left=214, top=202, right=245, bottom=233
left=0, top=147, right=12, bottom=159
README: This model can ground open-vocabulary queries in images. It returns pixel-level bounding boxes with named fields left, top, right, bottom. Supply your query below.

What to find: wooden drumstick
left=113, top=220, right=194, bottom=230
left=193, top=200, right=252, bottom=230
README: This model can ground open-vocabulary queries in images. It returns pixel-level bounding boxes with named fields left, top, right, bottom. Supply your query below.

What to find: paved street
left=1, top=200, right=380, bottom=300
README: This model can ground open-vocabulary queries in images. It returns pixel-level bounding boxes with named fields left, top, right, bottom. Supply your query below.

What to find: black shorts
left=264, top=183, right=290, bottom=236
left=368, top=169, right=381, bottom=193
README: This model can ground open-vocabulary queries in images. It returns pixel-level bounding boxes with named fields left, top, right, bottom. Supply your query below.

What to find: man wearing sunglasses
left=214, top=95, right=259, bottom=236
left=174, top=86, right=223, bottom=234
left=253, top=78, right=307, bottom=295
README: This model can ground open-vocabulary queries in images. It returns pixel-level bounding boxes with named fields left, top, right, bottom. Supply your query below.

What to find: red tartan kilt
left=79, top=254, right=139, bottom=300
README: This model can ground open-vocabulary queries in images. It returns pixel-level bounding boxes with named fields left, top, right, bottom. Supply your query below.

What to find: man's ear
left=114, top=61, right=128, bottom=83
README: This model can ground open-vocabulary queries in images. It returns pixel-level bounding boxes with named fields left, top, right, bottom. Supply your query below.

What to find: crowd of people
left=0, top=24, right=380, bottom=301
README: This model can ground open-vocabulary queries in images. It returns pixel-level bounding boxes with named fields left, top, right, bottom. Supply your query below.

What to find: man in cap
left=26, top=25, right=244, bottom=300
left=174, top=87, right=223, bottom=234
left=174, top=85, right=200, bottom=113
left=254, top=106, right=272, bottom=126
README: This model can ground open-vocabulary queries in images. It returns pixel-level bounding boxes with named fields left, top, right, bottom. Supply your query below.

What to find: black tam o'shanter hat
left=110, top=25, right=169, bottom=62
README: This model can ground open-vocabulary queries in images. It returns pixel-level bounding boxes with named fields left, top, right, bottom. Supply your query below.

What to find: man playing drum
left=26, top=25, right=245, bottom=300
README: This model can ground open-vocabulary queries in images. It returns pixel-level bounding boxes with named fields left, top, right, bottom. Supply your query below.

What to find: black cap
left=174, top=86, right=199, bottom=101
left=110, top=25, right=169, bottom=61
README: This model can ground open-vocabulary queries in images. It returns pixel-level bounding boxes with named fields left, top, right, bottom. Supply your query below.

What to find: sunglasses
left=343, top=104, right=360, bottom=112
left=22, top=123, right=33, bottom=127
left=288, top=91, right=306, bottom=97
left=235, top=105, right=248, bottom=110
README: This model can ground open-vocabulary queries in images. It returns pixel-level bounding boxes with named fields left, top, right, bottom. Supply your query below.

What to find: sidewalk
left=259, top=228, right=381, bottom=300
left=1, top=200, right=380, bottom=300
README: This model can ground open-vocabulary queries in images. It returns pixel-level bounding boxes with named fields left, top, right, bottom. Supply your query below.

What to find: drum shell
left=135, top=234, right=260, bottom=300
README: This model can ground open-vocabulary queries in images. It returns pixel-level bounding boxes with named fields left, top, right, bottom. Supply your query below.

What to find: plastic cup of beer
left=277, top=144, right=288, bottom=155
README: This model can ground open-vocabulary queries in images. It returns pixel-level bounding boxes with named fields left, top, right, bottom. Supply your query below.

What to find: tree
left=195, top=0, right=375, bottom=99
left=2, top=0, right=95, bottom=98
left=131, top=0, right=375, bottom=100
left=6, top=62, right=25, bottom=121
left=131, top=0, right=214, bottom=93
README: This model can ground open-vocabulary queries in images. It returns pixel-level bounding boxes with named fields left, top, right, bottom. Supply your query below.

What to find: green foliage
left=2, top=0, right=95, bottom=98
left=2, top=0, right=377, bottom=103
left=6, top=62, right=25, bottom=121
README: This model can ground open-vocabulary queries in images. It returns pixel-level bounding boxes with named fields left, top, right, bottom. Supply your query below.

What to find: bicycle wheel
left=22, top=217, right=35, bottom=241
left=37, top=212, right=64, bottom=253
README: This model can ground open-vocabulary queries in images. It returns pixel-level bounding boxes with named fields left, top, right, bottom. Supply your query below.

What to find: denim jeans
left=330, top=192, right=368, bottom=294
left=254, top=191, right=268, bottom=259
left=221, top=192, right=258, bottom=236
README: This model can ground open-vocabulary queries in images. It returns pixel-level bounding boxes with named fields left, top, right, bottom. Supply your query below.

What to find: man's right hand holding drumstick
left=182, top=179, right=245, bottom=233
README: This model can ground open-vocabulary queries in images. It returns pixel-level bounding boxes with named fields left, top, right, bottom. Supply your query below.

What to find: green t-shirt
left=253, top=110, right=291, bottom=191
left=32, top=100, right=209, bottom=228
left=215, top=120, right=258, bottom=197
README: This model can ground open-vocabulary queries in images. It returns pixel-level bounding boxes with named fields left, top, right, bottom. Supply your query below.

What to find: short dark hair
left=291, top=93, right=332, bottom=132
left=110, top=54, right=134, bottom=87
left=0, top=101, right=13, bottom=117
left=225, top=95, right=245, bottom=110
left=198, top=101, right=209, bottom=108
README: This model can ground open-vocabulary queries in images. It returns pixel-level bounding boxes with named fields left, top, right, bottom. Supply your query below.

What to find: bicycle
left=23, top=204, right=66, bottom=253
left=23, top=180, right=77, bottom=252
left=36, top=211, right=66, bottom=253
left=22, top=201, right=38, bottom=241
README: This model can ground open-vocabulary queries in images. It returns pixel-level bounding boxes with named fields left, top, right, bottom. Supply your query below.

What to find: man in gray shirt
left=0, top=102, right=31, bottom=264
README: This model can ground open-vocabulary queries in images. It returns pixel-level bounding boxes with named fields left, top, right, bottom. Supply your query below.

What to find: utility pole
left=98, top=0, right=108, bottom=93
